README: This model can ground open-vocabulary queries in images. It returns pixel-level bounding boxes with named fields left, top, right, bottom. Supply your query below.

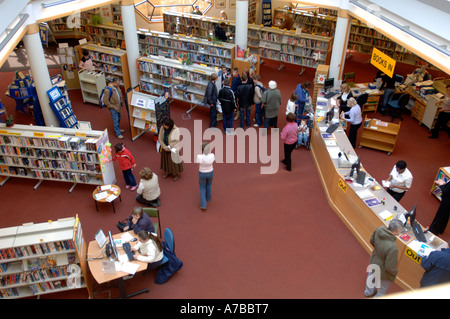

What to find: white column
left=328, top=2, right=351, bottom=81
left=121, top=0, right=139, bottom=88
left=235, top=0, right=249, bottom=58
left=22, top=24, right=59, bottom=127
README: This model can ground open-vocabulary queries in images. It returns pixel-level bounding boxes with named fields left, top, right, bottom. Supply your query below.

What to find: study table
left=310, top=98, right=447, bottom=290
left=87, top=231, right=149, bottom=299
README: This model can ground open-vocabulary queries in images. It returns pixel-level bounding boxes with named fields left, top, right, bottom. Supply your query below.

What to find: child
left=113, top=143, right=137, bottom=190
left=297, top=119, right=310, bottom=147
left=286, top=93, right=298, bottom=116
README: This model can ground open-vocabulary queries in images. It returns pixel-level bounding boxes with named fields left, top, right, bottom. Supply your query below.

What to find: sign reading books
left=370, top=47, right=396, bottom=78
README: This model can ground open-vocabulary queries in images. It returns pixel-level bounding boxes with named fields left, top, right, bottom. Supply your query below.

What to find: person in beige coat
left=136, top=167, right=161, bottom=207
left=103, top=77, right=125, bottom=139
left=158, top=118, right=183, bottom=181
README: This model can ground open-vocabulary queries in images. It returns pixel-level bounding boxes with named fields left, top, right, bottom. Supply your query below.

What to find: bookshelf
left=359, top=116, right=401, bottom=155
left=0, top=216, right=93, bottom=299
left=85, top=23, right=126, bottom=49
left=0, top=124, right=116, bottom=192
left=78, top=69, right=107, bottom=106
left=430, top=167, right=450, bottom=201
left=48, top=14, right=88, bottom=39
left=312, top=64, right=329, bottom=107
left=77, top=43, right=130, bottom=91
left=137, top=55, right=218, bottom=113
left=47, top=86, right=78, bottom=129
left=137, top=29, right=235, bottom=69
left=262, top=0, right=273, bottom=27
left=248, top=0, right=259, bottom=24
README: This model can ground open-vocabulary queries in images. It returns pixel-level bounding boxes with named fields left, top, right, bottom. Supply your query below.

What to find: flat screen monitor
left=107, top=231, right=119, bottom=260
left=324, top=78, right=334, bottom=91
left=325, top=108, right=334, bottom=123
left=404, top=203, right=416, bottom=227
left=350, top=156, right=361, bottom=177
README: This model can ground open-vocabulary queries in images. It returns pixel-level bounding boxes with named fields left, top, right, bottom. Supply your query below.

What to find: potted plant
left=6, top=115, right=13, bottom=127
left=89, top=14, right=103, bottom=26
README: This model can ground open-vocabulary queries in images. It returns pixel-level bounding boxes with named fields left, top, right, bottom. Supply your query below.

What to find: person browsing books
left=78, top=50, right=97, bottom=70
left=103, top=77, right=125, bottom=139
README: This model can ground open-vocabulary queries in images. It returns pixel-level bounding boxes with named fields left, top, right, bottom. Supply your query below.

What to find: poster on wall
left=216, top=0, right=226, bottom=8
left=229, top=0, right=236, bottom=8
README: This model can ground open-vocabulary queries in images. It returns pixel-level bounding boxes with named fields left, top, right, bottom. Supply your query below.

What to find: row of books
left=0, top=146, right=98, bottom=162
left=90, top=36, right=126, bottom=49
left=86, top=27, right=124, bottom=40
left=1, top=135, right=58, bottom=148
left=0, top=166, right=27, bottom=176
left=0, top=264, right=74, bottom=287
left=29, top=279, right=67, bottom=295
left=100, top=64, right=122, bottom=76
left=0, top=240, right=74, bottom=261
left=91, top=51, right=121, bottom=65
left=141, top=38, right=232, bottom=58
left=0, top=156, right=99, bottom=171
left=30, top=169, right=92, bottom=183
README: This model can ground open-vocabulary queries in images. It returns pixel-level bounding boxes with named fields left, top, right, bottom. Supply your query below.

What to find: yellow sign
left=405, top=247, right=422, bottom=265
left=75, top=132, right=87, bottom=137
left=370, top=47, right=396, bottom=78
left=338, top=178, right=347, bottom=193
left=33, top=132, right=45, bottom=137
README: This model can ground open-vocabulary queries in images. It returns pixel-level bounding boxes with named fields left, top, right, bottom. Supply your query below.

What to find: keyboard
left=122, top=242, right=134, bottom=261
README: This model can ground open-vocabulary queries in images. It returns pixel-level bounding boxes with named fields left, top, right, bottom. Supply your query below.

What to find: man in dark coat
left=203, top=73, right=218, bottom=128
left=429, top=179, right=450, bottom=235
left=235, top=74, right=254, bottom=129
left=218, top=77, right=237, bottom=133
left=420, top=240, right=450, bottom=287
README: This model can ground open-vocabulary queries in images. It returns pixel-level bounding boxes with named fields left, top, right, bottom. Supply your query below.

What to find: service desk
left=310, top=100, right=447, bottom=290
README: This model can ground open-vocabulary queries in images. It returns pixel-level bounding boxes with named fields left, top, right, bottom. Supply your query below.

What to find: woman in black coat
left=429, top=179, right=450, bottom=235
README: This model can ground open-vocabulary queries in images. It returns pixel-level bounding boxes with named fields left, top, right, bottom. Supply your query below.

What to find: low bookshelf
left=359, top=117, right=401, bottom=155
left=0, top=124, right=116, bottom=192
left=430, top=167, right=450, bottom=201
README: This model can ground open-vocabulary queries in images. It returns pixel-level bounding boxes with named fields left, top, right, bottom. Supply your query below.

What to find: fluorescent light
left=41, top=0, right=76, bottom=9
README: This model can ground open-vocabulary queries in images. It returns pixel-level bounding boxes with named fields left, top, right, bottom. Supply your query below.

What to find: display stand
left=78, top=69, right=107, bottom=105
left=430, top=167, right=450, bottom=201
left=359, top=116, right=401, bottom=155
left=47, top=86, right=78, bottom=129
left=0, top=215, right=93, bottom=299
left=262, top=0, right=273, bottom=26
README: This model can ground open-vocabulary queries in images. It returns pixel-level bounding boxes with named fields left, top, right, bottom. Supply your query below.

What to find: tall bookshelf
left=76, top=43, right=130, bottom=90
left=0, top=216, right=93, bottom=299
left=137, top=29, right=235, bottom=69
left=0, top=124, right=116, bottom=192
left=248, top=0, right=259, bottom=24
left=85, top=24, right=125, bottom=49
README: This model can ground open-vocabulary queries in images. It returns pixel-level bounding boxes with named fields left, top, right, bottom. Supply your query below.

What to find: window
left=135, top=0, right=212, bottom=22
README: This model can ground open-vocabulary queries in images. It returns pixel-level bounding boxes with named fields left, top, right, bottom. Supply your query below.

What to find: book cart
left=0, top=215, right=93, bottom=299
left=0, top=124, right=116, bottom=192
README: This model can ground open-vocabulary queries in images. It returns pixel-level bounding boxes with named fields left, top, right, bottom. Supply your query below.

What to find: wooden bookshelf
left=137, top=29, right=236, bottom=69
left=312, top=64, right=329, bottom=107
left=430, top=167, right=450, bottom=201
left=248, top=0, right=259, bottom=24
left=78, top=69, right=107, bottom=106
left=77, top=43, right=130, bottom=91
left=359, top=116, right=401, bottom=155
left=0, top=216, right=93, bottom=299
left=85, top=23, right=125, bottom=49
left=0, top=124, right=116, bottom=192
left=48, top=14, right=88, bottom=39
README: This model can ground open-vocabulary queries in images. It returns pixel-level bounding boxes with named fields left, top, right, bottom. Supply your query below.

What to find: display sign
left=370, top=47, right=396, bottom=78
left=338, top=178, right=347, bottom=193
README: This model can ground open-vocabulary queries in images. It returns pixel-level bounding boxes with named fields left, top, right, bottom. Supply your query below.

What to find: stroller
left=296, top=104, right=314, bottom=150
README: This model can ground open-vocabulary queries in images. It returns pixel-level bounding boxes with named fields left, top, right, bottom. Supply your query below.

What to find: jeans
left=223, top=113, right=234, bottom=132
left=122, top=169, right=137, bottom=187
left=283, top=142, right=296, bottom=171
left=254, top=103, right=263, bottom=126
left=382, top=88, right=395, bottom=112
left=199, top=171, right=213, bottom=209
left=109, top=108, right=122, bottom=137
left=264, top=116, right=278, bottom=129
left=239, top=106, right=251, bottom=128
left=297, top=132, right=309, bottom=145
left=210, top=104, right=217, bottom=128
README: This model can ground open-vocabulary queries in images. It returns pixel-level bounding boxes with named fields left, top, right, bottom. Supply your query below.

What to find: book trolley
left=0, top=124, right=116, bottom=192
left=78, top=69, right=107, bottom=106
left=0, top=215, right=93, bottom=299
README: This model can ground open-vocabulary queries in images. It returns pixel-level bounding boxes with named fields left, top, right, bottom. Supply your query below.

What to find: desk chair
left=143, top=228, right=174, bottom=277
left=356, top=93, right=369, bottom=111
left=387, top=93, right=409, bottom=122
left=343, top=72, right=356, bottom=87
left=143, top=207, right=162, bottom=238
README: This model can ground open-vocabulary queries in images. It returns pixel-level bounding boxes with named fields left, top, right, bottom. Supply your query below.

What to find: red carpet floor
left=0, top=47, right=449, bottom=299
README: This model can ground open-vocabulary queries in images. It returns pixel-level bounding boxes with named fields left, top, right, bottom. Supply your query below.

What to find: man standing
left=420, top=240, right=450, bottom=288
left=103, top=77, right=124, bottom=139
left=429, top=178, right=450, bottom=236
left=384, top=160, right=413, bottom=203
left=262, top=80, right=282, bottom=130
left=218, top=78, right=237, bottom=134
left=429, top=84, right=450, bottom=139
left=203, top=73, right=218, bottom=128
left=364, top=219, right=403, bottom=297
left=235, top=74, right=254, bottom=129
left=380, top=73, right=397, bottom=114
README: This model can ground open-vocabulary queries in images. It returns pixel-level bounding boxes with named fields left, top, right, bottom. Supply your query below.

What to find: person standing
left=429, top=84, right=450, bottom=139
left=203, top=73, right=219, bottom=128
left=429, top=178, right=450, bottom=236
left=235, top=74, right=254, bottom=129
left=420, top=240, right=450, bottom=288
left=136, top=167, right=161, bottom=207
left=281, top=113, right=298, bottom=171
left=158, top=118, right=183, bottom=181
left=78, top=50, right=97, bottom=70
left=113, top=142, right=137, bottom=190
left=231, top=68, right=241, bottom=120
left=218, top=77, right=237, bottom=134
left=103, top=77, right=125, bottom=139
left=294, top=81, right=312, bottom=122
left=336, top=83, right=353, bottom=113
left=364, top=219, right=404, bottom=297
left=384, top=160, right=413, bottom=203
left=253, top=74, right=265, bottom=127
left=380, top=73, right=397, bottom=114
left=340, top=97, right=362, bottom=149
left=262, top=80, right=282, bottom=130
left=217, top=64, right=230, bottom=89
left=196, top=142, right=215, bottom=210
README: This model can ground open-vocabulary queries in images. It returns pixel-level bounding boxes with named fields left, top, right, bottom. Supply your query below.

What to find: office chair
left=343, top=72, right=356, bottom=87
left=142, top=207, right=162, bottom=238
left=387, top=93, right=410, bottom=122
left=356, top=93, right=369, bottom=110
left=164, top=228, right=175, bottom=253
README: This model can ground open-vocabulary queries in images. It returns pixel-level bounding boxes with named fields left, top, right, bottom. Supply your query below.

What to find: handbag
left=116, top=218, right=128, bottom=232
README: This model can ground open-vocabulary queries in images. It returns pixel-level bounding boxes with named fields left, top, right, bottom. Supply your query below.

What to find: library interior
left=0, top=0, right=449, bottom=300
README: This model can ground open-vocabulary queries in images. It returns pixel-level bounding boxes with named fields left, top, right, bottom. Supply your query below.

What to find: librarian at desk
left=384, top=160, right=413, bottom=203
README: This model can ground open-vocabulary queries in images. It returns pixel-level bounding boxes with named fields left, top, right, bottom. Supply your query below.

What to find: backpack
left=256, top=84, right=266, bottom=93
left=99, top=87, right=113, bottom=108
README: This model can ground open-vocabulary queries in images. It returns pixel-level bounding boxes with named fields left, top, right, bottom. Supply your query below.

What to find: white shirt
left=389, top=166, right=413, bottom=193
left=341, top=92, right=350, bottom=102
left=134, top=238, right=164, bottom=263
left=196, top=153, right=215, bottom=173
left=286, top=100, right=296, bottom=115
left=344, top=104, right=362, bottom=125
left=137, top=175, right=161, bottom=201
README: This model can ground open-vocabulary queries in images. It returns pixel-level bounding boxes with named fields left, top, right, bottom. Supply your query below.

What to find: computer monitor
left=324, top=78, right=334, bottom=92
left=404, top=204, right=427, bottom=242
left=325, top=107, right=334, bottom=124
left=349, top=156, right=361, bottom=177
left=106, top=231, right=119, bottom=260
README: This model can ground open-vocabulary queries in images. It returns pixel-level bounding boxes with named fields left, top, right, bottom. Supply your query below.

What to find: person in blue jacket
left=294, top=81, right=312, bottom=123
left=420, top=240, right=450, bottom=287
left=123, top=206, right=155, bottom=234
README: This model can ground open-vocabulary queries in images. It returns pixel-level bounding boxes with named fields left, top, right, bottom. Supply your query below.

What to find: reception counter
left=310, top=97, right=447, bottom=290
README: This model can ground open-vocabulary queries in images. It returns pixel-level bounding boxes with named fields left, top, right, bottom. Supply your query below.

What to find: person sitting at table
left=122, top=206, right=155, bottom=234
left=384, top=160, right=413, bottom=203
left=136, top=167, right=161, bottom=207
left=340, top=97, right=362, bottom=149
left=132, top=230, right=164, bottom=269
left=336, top=83, right=353, bottom=113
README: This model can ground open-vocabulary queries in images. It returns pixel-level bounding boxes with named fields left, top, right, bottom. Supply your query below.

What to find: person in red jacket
left=113, top=143, right=137, bottom=190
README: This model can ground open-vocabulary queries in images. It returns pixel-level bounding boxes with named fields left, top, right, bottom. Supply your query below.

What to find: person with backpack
left=253, top=74, right=265, bottom=127
left=102, top=77, right=125, bottom=139
left=218, top=77, right=237, bottom=134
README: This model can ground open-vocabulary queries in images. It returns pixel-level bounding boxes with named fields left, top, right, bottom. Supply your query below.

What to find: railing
left=135, top=0, right=212, bottom=23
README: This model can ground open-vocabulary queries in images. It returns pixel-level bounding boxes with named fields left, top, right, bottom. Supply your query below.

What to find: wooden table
left=87, top=231, right=149, bottom=299
left=92, top=184, right=121, bottom=214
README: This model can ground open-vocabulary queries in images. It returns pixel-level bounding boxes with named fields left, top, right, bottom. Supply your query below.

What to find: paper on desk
left=120, top=262, right=140, bottom=275
left=356, top=189, right=374, bottom=199
left=325, top=140, right=337, bottom=146
left=379, top=210, right=393, bottom=221
left=105, top=194, right=118, bottom=202
left=327, top=147, right=341, bottom=159
left=94, top=191, right=108, bottom=200
left=101, top=184, right=112, bottom=191
left=408, top=240, right=435, bottom=257
left=382, top=180, right=391, bottom=188
left=121, top=232, right=134, bottom=242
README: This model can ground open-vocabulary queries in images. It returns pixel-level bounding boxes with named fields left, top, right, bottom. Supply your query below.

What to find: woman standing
left=337, top=83, right=353, bottom=113
left=196, top=142, right=215, bottom=210
left=340, top=97, right=362, bottom=149
left=280, top=113, right=298, bottom=171
left=294, top=81, right=312, bottom=123
left=158, top=118, right=183, bottom=181
left=132, top=231, right=164, bottom=270
left=136, top=167, right=161, bottom=207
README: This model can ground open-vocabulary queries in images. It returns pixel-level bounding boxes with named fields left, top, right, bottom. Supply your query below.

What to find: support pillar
left=328, top=3, right=351, bottom=81
left=22, top=24, right=59, bottom=127
left=235, top=0, right=249, bottom=58
left=121, top=0, right=139, bottom=88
